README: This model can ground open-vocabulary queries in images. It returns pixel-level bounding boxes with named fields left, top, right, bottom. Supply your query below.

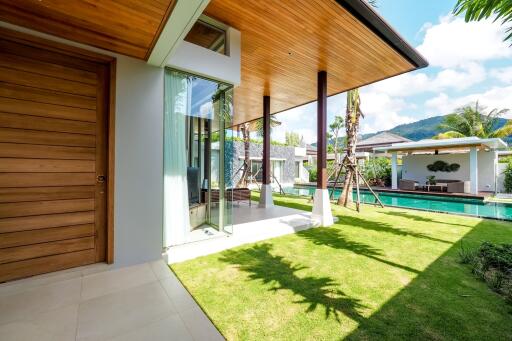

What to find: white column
left=470, top=147, right=478, bottom=194
left=391, top=152, right=398, bottom=190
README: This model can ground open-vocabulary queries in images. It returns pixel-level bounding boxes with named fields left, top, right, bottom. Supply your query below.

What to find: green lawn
left=172, top=194, right=512, bottom=340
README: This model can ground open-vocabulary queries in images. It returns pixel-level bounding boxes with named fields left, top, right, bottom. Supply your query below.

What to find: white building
left=374, top=137, right=508, bottom=195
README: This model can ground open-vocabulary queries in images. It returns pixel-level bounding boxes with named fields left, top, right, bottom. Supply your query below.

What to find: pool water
left=280, top=186, right=512, bottom=221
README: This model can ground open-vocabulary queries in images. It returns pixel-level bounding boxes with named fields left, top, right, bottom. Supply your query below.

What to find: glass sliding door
left=163, top=69, right=234, bottom=247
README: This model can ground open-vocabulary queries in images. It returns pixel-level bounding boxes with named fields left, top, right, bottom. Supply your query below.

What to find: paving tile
left=0, top=270, right=82, bottom=299
left=81, top=263, right=156, bottom=301
left=149, top=259, right=172, bottom=280
left=179, top=306, right=224, bottom=341
left=0, top=321, right=54, bottom=341
left=0, top=303, right=78, bottom=341
left=160, top=275, right=198, bottom=312
left=0, top=278, right=81, bottom=325
left=76, top=281, right=175, bottom=341
left=109, top=314, right=193, bottom=341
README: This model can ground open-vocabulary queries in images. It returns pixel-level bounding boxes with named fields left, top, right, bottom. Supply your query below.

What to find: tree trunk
left=338, top=89, right=362, bottom=206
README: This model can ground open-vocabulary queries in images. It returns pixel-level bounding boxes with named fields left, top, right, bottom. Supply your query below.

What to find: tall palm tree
left=434, top=102, right=512, bottom=139
left=454, top=0, right=512, bottom=42
left=237, top=116, right=280, bottom=187
left=338, top=89, right=364, bottom=207
left=329, top=115, right=345, bottom=166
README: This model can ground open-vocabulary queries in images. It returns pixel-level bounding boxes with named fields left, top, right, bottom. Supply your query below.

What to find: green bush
left=459, top=241, right=512, bottom=303
left=362, top=157, right=391, bottom=186
left=308, top=168, right=317, bottom=183
left=503, top=161, right=512, bottom=193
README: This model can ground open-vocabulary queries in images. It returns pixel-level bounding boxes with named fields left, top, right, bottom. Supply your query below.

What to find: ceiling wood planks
left=0, top=0, right=177, bottom=60
left=205, top=0, right=421, bottom=126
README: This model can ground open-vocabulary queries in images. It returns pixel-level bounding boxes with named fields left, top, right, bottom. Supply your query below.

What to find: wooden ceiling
left=0, top=0, right=176, bottom=60
left=204, top=0, right=426, bottom=126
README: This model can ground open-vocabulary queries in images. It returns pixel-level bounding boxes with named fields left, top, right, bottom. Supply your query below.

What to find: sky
left=270, top=0, right=512, bottom=144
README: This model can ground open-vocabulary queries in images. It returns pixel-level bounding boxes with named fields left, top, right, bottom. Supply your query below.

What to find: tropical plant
left=329, top=115, right=345, bottom=164
left=454, top=0, right=512, bottom=43
left=434, top=102, right=512, bottom=139
left=338, top=89, right=364, bottom=206
left=285, top=131, right=303, bottom=147
left=362, top=157, right=391, bottom=186
left=254, top=116, right=281, bottom=137
left=503, top=160, right=512, bottom=192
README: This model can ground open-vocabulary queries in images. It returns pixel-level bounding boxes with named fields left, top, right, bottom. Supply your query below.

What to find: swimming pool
left=279, top=185, right=512, bottom=221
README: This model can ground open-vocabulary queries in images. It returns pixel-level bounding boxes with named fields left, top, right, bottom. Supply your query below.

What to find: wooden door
left=0, top=34, right=111, bottom=282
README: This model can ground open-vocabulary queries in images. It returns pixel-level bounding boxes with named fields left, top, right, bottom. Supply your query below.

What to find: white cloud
left=417, top=16, right=512, bottom=68
left=359, top=91, right=415, bottom=134
left=368, top=63, right=486, bottom=97
left=433, top=63, right=486, bottom=90
left=425, top=85, right=512, bottom=117
left=491, top=66, right=512, bottom=84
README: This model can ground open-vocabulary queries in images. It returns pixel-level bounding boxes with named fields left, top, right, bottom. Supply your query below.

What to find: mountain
left=359, top=114, right=511, bottom=144
left=311, top=114, right=512, bottom=147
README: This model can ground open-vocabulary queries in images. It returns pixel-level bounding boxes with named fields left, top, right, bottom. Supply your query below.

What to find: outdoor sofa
left=436, top=179, right=470, bottom=194
left=399, top=179, right=418, bottom=191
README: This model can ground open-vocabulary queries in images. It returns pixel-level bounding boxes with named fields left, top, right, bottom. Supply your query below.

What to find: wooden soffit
left=0, top=0, right=176, bottom=60
left=204, top=0, right=427, bottom=126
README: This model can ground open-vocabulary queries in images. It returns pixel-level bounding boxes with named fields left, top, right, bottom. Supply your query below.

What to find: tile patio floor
left=0, top=260, right=224, bottom=341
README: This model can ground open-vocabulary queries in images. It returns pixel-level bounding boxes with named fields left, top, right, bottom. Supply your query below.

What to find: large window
left=271, top=160, right=285, bottom=183
left=184, top=20, right=227, bottom=55
left=163, top=69, right=234, bottom=247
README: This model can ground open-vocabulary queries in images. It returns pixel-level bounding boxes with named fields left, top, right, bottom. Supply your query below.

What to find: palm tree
left=237, top=116, right=280, bottom=187
left=454, top=0, right=512, bottom=43
left=434, top=102, right=512, bottom=139
left=254, top=116, right=281, bottom=137
left=338, top=89, right=364, bottom=207
left=329, top=115, right=345, bottom=166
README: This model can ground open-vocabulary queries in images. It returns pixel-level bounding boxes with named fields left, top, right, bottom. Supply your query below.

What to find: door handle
left=97, top=175, right=106, bottom=183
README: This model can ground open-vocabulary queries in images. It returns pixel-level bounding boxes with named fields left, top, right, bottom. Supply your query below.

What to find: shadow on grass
left=270, top=194, right=451, bottom=245
left=336, top=214, right=453, bottom=245
left=297, top=227, right=420, bottom=274
left=219, top=243, right=366, bottom=322
left=381, top=210, right=469, bottom=228
left=345, top=219, right=512, bottom=340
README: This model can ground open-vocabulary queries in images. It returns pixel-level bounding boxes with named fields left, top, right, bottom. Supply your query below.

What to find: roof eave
left=336, top=0, right=428, bottom=69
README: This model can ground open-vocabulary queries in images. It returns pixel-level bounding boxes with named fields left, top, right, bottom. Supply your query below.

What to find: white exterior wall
left=402, top=151, right=497, bottom=192
left=167, top=27, right=241, bottom=85
left=114, top=58, right=165, bottom=266
left=497, top=162, right=508, bottom=193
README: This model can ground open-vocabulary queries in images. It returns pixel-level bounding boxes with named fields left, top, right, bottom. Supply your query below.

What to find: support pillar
left=312, top=71, right=334, bottom=226
left=391, top=152, right=398, bottom=190
left=259, top=95, right=274, bottom=208
left=470, top=147, right=478, bottom=194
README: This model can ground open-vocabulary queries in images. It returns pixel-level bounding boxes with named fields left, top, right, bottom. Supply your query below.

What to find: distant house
left=374, top=137, right=508, bottom=194
left=357, top=132, right=412, bottom=153
left=227, top=141, right=309, bottom=187
left=306, top=132, right=411, bottom=165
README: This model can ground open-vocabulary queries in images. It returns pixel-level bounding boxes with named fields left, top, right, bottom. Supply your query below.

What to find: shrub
left=460, top=241, right=512, bottom=303
left=308, top=168, right=317, bottom=183
left=458, top=241, right=476, bottom=264
left=362, top=157, right=391, bottom=186
left=503, top=161, right=512, bottom=193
